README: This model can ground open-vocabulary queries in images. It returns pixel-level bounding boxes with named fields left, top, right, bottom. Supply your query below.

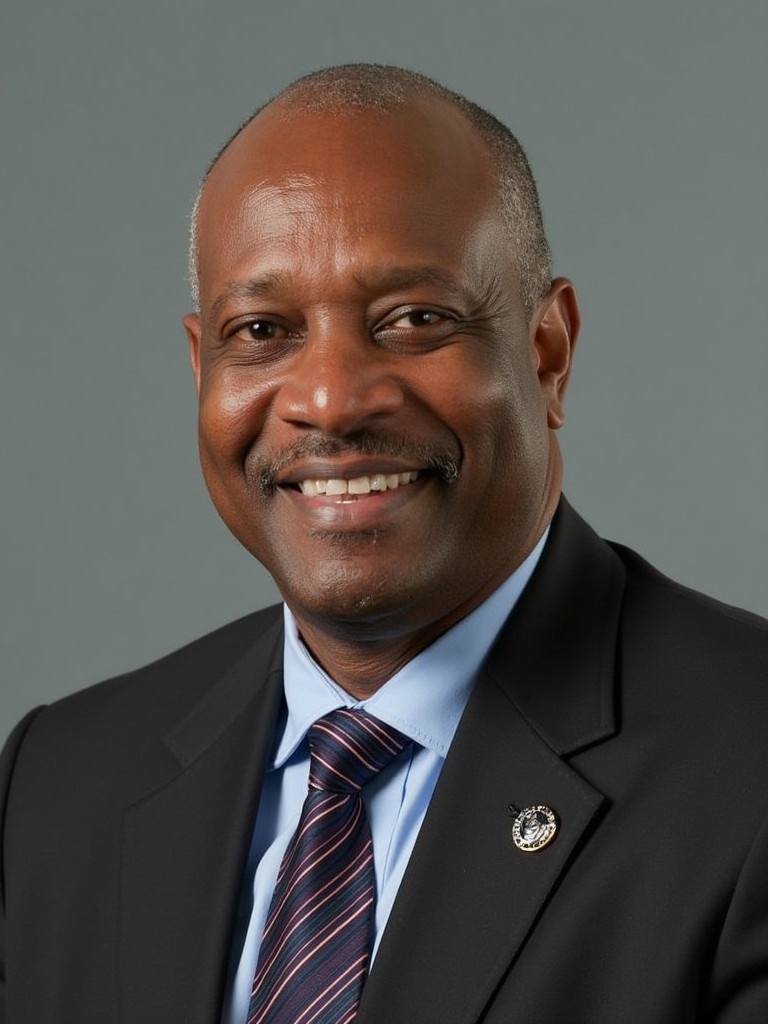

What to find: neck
left=292, top=630, right=419, bottom=700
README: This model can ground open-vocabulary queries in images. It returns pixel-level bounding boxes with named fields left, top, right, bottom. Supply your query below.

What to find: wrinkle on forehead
left=199, top=173, right=318, bottom=241
left=238, top=174, right=320, bottom=207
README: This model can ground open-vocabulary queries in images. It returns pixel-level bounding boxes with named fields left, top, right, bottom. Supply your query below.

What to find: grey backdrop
left=2, top=0, right=766, bottom=741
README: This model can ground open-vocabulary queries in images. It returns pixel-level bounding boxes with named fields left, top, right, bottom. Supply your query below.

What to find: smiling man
left=2, top=65, right=768, bottom=1024
left=184, top=80, right=575, bottom=697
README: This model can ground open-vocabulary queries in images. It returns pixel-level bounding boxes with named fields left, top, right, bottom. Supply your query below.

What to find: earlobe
left=531, top=277, right=580, bottom=430
left=183, top=313, right=203, bottom=394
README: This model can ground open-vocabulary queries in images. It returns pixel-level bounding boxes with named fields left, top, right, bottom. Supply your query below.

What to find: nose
left=273, top=330, right=406, bottom=435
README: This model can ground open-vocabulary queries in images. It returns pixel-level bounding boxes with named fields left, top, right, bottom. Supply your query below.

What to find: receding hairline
left=189, top=64, right=553, bottom=316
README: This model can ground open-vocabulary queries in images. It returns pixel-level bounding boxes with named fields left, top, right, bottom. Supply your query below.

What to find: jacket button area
left=511, top=805, right=558, bottom=852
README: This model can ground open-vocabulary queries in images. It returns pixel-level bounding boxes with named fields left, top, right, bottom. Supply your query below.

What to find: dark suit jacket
left=2, top=501, right=767, bottom=1023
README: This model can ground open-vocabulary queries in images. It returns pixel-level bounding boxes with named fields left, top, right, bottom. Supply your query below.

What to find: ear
left=183, top=313, right=203, bottom=395
left=530, top=277, right=580, bottom=430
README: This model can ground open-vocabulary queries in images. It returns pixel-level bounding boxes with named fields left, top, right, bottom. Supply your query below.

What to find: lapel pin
left=510, top=804, right=558, bottom=852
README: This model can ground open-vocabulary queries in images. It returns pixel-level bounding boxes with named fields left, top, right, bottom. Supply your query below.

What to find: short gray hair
left=188, top=64, right=552, bottom=317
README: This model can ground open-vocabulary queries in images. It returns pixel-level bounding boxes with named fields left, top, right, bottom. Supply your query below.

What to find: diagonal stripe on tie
left=247, top=708, right=410, bottom=1024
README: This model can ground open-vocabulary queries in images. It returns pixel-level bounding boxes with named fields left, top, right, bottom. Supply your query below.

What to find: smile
left=297, top=471, right=420, bottom=497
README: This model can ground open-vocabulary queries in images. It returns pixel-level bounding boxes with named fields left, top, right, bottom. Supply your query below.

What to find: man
left=1, top=64, right=767, bottom=1024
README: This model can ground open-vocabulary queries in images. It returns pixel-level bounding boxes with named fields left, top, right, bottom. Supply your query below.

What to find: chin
left=278, top=566, right=424, bottom=634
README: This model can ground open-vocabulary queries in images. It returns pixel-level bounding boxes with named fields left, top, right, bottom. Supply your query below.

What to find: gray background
left=2, top=0, right=766, bottom=741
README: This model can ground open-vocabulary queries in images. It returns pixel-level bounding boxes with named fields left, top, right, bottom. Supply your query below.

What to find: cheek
left=472, top=359, right=550, bottom=478
left=197, top=368, right=274, bottom=465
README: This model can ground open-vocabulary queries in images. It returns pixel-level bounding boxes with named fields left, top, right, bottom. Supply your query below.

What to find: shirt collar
left=273, top=528, right=549, bottom=768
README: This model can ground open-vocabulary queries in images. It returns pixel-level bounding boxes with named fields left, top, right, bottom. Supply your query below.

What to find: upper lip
left=275, top=456, right=426, bottom=486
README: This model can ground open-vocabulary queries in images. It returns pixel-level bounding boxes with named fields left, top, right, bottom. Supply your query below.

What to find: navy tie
left=247, top=708, right=410, bottom=1024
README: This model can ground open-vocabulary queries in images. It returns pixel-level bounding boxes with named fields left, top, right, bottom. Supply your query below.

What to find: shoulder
left=609, top=539, right=767, bottom=658
left=604, top=540, right=768, bottom=753
left=3, top=603, right=284, bottom=762
left=540, top=499, right=767, bottom=671
left=0, top=604, right=285, bottom=852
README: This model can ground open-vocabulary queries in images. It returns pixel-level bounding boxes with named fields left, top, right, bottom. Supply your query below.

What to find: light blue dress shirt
left=224, top=530, right=547, bottom=1023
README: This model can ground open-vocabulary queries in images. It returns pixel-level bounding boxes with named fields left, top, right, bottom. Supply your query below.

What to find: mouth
left=272, top=459, right=431, bottom=528
left=296, top=470, right=420, bottom=498
left=258, top=435, right=460, bottom=500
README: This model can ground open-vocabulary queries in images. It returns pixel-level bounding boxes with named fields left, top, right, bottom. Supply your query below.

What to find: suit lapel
left=118, top=618, right=284, bottom=1024
left=358, top=503, right=625, bottom=1024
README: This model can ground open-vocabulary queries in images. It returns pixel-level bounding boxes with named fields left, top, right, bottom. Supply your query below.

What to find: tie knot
left=307, top=709, right=410, bottom=794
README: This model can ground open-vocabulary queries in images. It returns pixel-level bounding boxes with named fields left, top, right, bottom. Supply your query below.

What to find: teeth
left=298, top=471, right=419, bottom=496
left=347, top=477, right=371, bottom=494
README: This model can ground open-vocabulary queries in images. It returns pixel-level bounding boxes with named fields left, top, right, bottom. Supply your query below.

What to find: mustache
left=255, top=432, right=461, bottom=494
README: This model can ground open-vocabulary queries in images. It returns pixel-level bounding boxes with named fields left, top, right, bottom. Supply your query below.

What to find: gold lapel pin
left=509, top=804, right=558, bottom=852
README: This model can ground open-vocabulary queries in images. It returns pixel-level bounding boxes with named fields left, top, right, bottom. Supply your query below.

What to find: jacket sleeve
left=0, top=708, right=46, bottom=1024
left=707, top=806, right=768, bottom=1022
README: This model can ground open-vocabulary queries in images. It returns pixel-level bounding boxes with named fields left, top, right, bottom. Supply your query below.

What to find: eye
left=374, top=306, right=458, bottom=350
left=220, top=315, right=302, bottom=362
left=390, top=309, right=447, bottom=329
left=236, top=319, right=283, bottom=341
left=224, top=316, right=301, bottom=346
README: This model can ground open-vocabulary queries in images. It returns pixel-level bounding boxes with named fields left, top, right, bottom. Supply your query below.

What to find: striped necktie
left=247, top=708, right=411, bottom=1024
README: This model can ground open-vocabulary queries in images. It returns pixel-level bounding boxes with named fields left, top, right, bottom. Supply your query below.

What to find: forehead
left=195, top=98, right=507, bottom=305
left=209, top=94, right=497, bottom=200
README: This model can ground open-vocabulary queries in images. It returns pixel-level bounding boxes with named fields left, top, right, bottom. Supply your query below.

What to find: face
left=185, top=97, right=578, bottom=649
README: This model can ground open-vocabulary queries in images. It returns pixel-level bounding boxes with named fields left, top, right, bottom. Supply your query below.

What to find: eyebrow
left=209, top=274, right=290, bottom=322
left=208, top=266, right=473, bottom=322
